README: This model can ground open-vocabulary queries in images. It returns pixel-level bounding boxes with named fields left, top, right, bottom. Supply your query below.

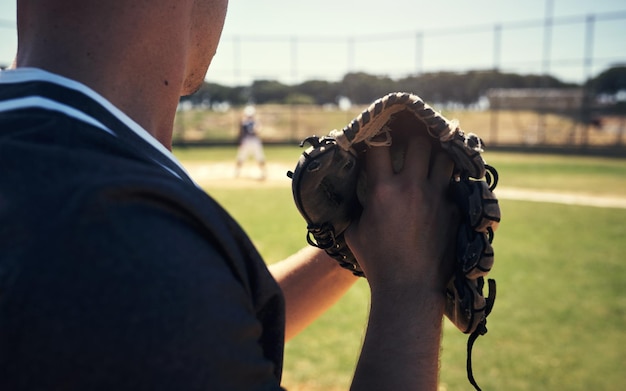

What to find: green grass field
left=176, top=146, right=626, bottom=391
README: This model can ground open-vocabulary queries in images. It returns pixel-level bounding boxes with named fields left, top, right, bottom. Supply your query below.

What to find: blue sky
left=1, top=0, right=625, bottom=85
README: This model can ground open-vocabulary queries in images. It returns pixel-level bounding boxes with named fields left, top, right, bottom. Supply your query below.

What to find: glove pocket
left=290, top=141, right=361, bottom=236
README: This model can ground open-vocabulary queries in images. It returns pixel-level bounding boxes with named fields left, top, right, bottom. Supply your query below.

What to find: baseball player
left=235, top=105, right=267, bottom=179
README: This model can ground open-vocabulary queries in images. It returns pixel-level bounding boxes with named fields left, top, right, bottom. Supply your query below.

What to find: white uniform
left=237, top=118, right=265, bottom=163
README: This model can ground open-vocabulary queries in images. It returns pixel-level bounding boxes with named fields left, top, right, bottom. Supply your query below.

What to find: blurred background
left=1, top=0, right=625, bottom=152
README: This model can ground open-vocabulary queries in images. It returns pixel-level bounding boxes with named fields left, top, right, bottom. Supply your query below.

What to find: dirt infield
left=183, top=162, right=626, bottom=209
left=183, top=162, right=293, bottom=188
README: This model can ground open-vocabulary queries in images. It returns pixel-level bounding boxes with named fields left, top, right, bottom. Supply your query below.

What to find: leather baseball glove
left=287, top=92, right=500, bottom=391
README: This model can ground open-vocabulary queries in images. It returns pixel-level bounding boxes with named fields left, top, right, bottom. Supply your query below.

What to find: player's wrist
left=368, top=277, right=447, bottom=305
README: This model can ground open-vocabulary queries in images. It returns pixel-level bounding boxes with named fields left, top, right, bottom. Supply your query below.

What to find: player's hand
left=345, top=133, right=458, bottom=293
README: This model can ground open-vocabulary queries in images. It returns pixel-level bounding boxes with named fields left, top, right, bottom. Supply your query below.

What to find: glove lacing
left=466, top=278, right=497, bottom=391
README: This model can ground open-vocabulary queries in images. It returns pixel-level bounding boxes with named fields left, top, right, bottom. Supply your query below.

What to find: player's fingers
left=430, top=151, right=455, bottom=190
left=364, top=145, right=393, bottom=183
left=403, top=133, right=432, bottom=180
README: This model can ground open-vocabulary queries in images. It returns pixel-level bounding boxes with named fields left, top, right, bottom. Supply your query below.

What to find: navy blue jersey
left=0, top=68, right=285, bottom=390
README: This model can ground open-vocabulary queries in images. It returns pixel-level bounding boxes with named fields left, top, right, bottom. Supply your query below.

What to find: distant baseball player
left=235, top=105, right=267, bottom=179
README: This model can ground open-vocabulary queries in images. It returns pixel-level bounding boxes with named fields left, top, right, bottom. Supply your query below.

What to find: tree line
left=182, top=66, right=626, bottom=111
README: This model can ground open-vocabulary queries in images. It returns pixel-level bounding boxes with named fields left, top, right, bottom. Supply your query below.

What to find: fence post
left=538, top=0, right=555, bottom=144
left=580, top=14, right=595, bottom=147
left=490, top=94, right=499, bottom=145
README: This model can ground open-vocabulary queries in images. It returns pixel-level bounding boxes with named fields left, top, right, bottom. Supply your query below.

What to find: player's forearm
left=351, top=286, right=445, bottom=391
left=269, top=246, right=358, bottom=341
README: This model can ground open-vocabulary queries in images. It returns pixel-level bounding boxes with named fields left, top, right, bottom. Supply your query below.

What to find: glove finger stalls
left=451, top=180, right=501, bottom=234
left=477, top=182, right=501, bottom=233
left=445, top=276, right=487, bottom=334
left=443, top=132, right=487, bottom=180
left=466, top=234, right=494, bottom=280
left=457, top=225, right=494, bottom=279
